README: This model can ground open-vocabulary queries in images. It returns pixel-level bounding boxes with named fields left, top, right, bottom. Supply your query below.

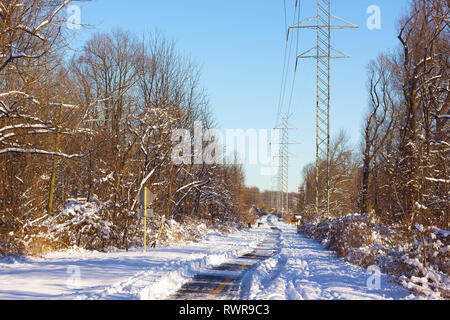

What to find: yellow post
left=144, top=187, right=148, bottom=252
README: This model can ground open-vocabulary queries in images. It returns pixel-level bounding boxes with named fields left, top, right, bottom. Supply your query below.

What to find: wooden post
left=144, top=187, right=148, bottom=252
left=47, top=104, right=64, bottom=216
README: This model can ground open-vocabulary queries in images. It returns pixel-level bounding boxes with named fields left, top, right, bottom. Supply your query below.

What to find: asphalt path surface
left=170, top=225, right=281, bottom=300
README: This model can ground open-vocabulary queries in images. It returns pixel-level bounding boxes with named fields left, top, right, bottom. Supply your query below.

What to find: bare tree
left=395, top=0, right=449, bottom=228
left=360, top=55, right=396, bottom=214
left=0, top=0, right=79, bottom=158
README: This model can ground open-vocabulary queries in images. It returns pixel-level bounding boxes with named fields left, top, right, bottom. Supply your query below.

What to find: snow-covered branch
left=34, top=0, right=73, bottom=33
left=174, top=179, right=211, bottom=195
left=0, top=148, right=85, bottom=159
left=425, top=177, right=450, bottom=184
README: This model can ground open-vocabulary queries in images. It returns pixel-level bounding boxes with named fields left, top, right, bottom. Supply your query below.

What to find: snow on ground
left=0, top=216, right=420, bottom=300
left=242, top=216, right=419, bottom=300
left=0, top=229, right=264, bottom=300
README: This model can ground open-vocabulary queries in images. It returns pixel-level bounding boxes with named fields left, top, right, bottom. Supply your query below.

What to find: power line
left=276, top=1, right=301, bottom=129
left=287, top=1, right=301, bottom=116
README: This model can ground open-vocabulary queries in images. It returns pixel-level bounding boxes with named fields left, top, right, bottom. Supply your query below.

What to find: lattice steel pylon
left=271, top=176, right=279, bottom=212
left=274, top=114, right=299, bottom=217
left=288, top=0, right=357, bottom=215
left=279, top=115, right=289, bottom=216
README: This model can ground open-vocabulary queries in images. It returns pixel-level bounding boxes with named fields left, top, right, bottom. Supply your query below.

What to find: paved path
left=170, top=226, right=281, bottom=300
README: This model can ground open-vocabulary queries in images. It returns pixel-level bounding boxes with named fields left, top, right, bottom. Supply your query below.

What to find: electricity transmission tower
left=271, top=176, right=279, bottom=212
left=274, top=113, right=299, bottom=217
left=288, top=0, right=357, bottom=215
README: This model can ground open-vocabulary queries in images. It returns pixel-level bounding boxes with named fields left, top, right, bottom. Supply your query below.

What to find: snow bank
left=0, top=226, right=262, bottom=300
left=298, top=213, right=449, bottom=299
left=84, top=245, right=249, bottom=300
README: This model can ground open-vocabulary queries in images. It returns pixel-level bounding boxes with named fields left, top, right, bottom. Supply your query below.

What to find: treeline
left=296, top=0, right=448, bottom=298
left=297, top=0, right=448, bottom=231
left=241, top=187, right=300, bottom=214
left=0, top=0, right=252, bottom=256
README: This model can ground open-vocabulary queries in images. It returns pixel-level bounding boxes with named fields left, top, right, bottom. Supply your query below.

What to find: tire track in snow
left=170, top=225, right=282, bottom=300
left=75, top=244, right=258, bottom=300
left=245, top=218, right=415, bottom=300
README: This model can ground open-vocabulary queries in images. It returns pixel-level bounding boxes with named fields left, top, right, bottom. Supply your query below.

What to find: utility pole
left=47, top=103, right=79, bottom=216
left=288, top=0, right=357, bottom=215
left=47, top=104, right=64, bottom=217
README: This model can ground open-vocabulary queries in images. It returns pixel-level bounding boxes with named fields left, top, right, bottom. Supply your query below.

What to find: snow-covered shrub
left=43, top=197, right=114, bottom=252
left=159, top=218, right=210, bottom=244
left=398, top=225, right=449, bottom=299
left=0, top=231, right=25, bottom=257
left=149, top=215, right=242, bottom=246
left=300, top=213, right=377, bottom=265
left=298, top=214, right=450, bottom=299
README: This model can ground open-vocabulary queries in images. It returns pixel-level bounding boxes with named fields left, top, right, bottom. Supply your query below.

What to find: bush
left=0, top=232, right=25, bottom=257
left=299, top=214, right=450, bottom=299
left=43, top=197, right=114, bottom=252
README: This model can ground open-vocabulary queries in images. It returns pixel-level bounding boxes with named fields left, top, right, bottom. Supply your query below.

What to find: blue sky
left=70, top=0, right=410, bottom=192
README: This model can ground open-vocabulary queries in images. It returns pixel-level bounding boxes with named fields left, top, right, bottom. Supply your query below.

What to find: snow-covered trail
left=0, top=216, right=416, bottom=300
left=242, top=216, right=415, bottom=300
left=170, top=225, right=282, bottom=300
left=0, top=229, right=266, bottom=300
